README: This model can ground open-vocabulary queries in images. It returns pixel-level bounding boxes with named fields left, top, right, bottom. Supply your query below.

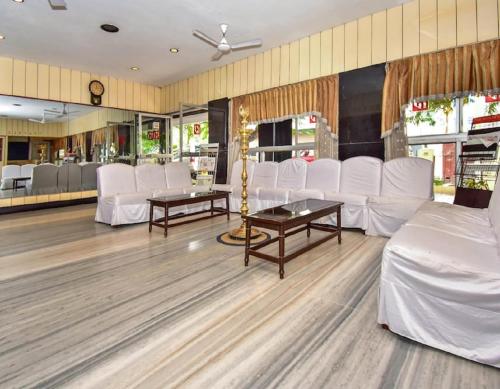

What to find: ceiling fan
left=28, top=112, right=51, bottom=124
left=193, top=24, right=262, bottom=61
left=29, top=103, right=79, bottom=123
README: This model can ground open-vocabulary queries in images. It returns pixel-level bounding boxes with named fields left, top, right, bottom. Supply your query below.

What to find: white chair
left=164, top=162, right=209, bottom=213
left=232, top=161, right=279, bottom=212
left=367, top=157, right=434, bottom=237
left=290, top=159, right=341, bottom=201
left=81, top=162, right=101, bottom=190
left=95, top=164, right=148, bottom=226
left=28, top=164, right=59, bottom=195
left=57, top=164, right=82, bottom=192
left=1, top=165, right=21, bottom=190
left=20, top=164, right=36, bottom=190
left=212, top=159, right=255, bottom=193
left=324, top=156, right=383, bottom=229
left=258, top=158, right=308, bottom=209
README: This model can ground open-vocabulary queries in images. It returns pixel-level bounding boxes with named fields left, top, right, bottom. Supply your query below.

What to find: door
left=138, top=113, right=170, bottom=158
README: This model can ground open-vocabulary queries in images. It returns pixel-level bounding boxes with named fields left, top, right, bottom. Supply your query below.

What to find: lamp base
left=228, top=224, right=262, bottom=241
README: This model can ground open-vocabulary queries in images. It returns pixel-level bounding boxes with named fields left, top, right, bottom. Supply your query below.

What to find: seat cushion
left=324, top=191, right=368, bottom=206
left=418, top=201, right=491, bottom=226
left=152, top=188, right=185, bottom=198
left=258, top=187, right=290, bottom=202
left=114, top=191, right=151, bottom=205
left=289, top=189, right=325, bottom=202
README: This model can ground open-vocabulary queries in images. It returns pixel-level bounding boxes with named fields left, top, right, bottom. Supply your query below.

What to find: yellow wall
left=63, top=108, right=135, bottom=136
left=0, top=58, right=162, bottom=114
left=160, top=0, right=500, bottom=113
left=0, top=118, right=63, bottom=137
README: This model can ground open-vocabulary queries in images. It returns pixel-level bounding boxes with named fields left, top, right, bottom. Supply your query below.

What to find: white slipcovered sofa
left=212, top=159, right=255, bottom=211
left=378, top=182, right=500, bottom=368
left=1, top=165, right=21, bottom=190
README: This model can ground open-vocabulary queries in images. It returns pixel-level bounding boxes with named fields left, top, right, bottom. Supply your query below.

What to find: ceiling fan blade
left=44, top=109, right=60, bottom=115
left=211, top=51, right=224, bottom=61
left=193, top=30, right=219, bottom=47
left=231, top=39, right=262, bottom=50
left=28, top=118, right=44, bottom=123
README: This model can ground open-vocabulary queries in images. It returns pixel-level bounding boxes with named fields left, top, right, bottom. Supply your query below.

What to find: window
left=404, top=94, right=499, bottom=202
left=170, top=118, right=209, bottom=161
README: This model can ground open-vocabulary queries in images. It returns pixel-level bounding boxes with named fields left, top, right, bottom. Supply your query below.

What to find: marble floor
left=0, top=205, right=499, bottom=388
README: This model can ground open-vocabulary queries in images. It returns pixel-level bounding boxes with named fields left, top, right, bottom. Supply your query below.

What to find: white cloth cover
left=340, top=156, right=383, bottom=196
left=165, top=162, right=192, bottom=190
left=1, top=165, right=21, bottom=190
left=488, top=180, right=500, bottom=243
left=81, top=163, right=100, bottom=190
left=259, top=159, right=308, bottom=208
left=57, top=164, right=82, bottom=192
left=135, top=164, right=167, bottom=192
left=324, top=191, right=368, bottom=229
left=20, top=164, right=36, bottom=188
left=379, top=217, right=500, bottom=367
left=97, top=163, right=137, bottom=198
left=305, top=158, right=341, bottom=193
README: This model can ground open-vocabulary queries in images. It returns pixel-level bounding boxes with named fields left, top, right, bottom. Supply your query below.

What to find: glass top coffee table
left=243, top=199, right=343, bottom=279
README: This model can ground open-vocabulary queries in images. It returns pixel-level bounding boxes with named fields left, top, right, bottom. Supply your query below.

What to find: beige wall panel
left=125, top=80, right=134, bottom=110
left=403, top=1, right=420, bottom=57
left=262, top=50, right=272, bottom=90
left=299, top=37, right=310, bottom=81
left=201, top=71, right=209, bottom=103
left=25, top=62, right=38, bottom=98
left=147, top=85, right=155, bottom=112
left=247, top=55, right=256, bottom=93
left=332, top=25, right=345, bottom=73
left=60, top=68, right=71, bottom=102
left=271, top=47, right=281, bottom=87
left=387, top=5, right=403, bottom=60
left=437, top=0, right=457, bottom=49
left=140, top=84, right=148, bottom=111
left=289, top=40, right=300, bottom=84
left=320, top=29, right=333, bottom=76
left=457, top=0, right=478, bottom=44
left=12, top=59, right=26, bottom=96
left=155, top=87, right=161, bottom=113
left=214, top=67, right=222, bottom=98
left=208, top=69, right=215, bottom=101
left=49, top=66, right=60, bottom=101
left=117, top=79, right=126, bottom=109
left=254, top=53, right=264, bottom=91
left=133, top=82, right=141, bottom=111
left=372, top=11, right=387, bottom=64
left=219, top=66, right=227, bottom=98
left=344, top=21, right=358, bottom=71
left=233, top=60, right=241, bottom=97
left=226, top=64, right=234, bottom=98
left=194, top=74, right=201, bottom=105
left=182, top=79, right=189, bottom=104
left=358, top=16, right=372, bottom=68
left=0, top=57, right=13, bottom=95
left=477, top=0, right=499, bottom=41
left=108, top=77, right=118, bottom=108
left=37, top=64, right=49, bottom=100
left=80, top=72, right=90, bottom=105
left=279, top=44, right=290, bottom=85
left=309, top=33, right=321, bottom=79
left=160, top=87, right=167, bottom=113
left=420, top=0, right=438, bottom=53
left=240, top=58, right=248, bottom=95
left=70, top=70, right=81, bottom=103
left=168, top=83, right=175, bottom=112
left=100, top=76, right=109, bottom=107
left=186, top=77, right=193, bottom=104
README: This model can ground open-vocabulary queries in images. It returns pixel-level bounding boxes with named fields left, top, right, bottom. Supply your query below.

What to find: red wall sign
left=485, top=94, right=500, bottom=102
left=193, top=123, right=201, bottom=135
left=309, top=115, right=317, bottom=124
left=147, top=130, right=160, bottom=140
left=412, top=101, right=428, bottom=111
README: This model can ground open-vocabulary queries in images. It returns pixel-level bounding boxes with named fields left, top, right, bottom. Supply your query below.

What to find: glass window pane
left=405, top=98, right=458, bottom=136
left=462, top=94, right=500, bottom=133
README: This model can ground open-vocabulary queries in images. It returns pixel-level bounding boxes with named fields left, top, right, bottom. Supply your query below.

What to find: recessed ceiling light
left=130, top=66, right=140, bottom=71
left=12, top=0, right=24, bottom=3
left=169, top=48, right=180, bottom=54
left=0, top=35, right=5, bottom=40
left=13, top=103, right=22, bottom=107
left=100, top=24, right=119, bottom=33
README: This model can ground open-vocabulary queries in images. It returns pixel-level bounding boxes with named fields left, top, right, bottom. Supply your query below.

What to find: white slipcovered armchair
left=1, top=165, right=21, bottom=190
left=289, top=159, right=341, bottom=201
left=212, top=159, right=255, bottom=212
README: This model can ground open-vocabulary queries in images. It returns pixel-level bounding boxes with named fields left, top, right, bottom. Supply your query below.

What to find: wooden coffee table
left=147, top=190, right=230, bottom=237
left=243, top=199, right=343, bottom=279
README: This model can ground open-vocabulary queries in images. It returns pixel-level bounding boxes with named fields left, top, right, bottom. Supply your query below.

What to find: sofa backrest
left=2, top=165, right=21, bottom=179
left=229, top=159, right=255, bottom=186
left=57, top=164, right=82, bottom=192
left=306, top=159, right=341, bottom=192
left=250, top=161, right=279, bottom=188
left=340, top=156, right=383, bottom=196
left=21, top=164, right=36, bottom=178
left=276, top=158, right=308, bottom=190
left=165, top=162, right=192, bottom=189
left=135, top=164, right=167, bottom=192
left=97, top=163, right=136, bottom=197
left=31, top=164, right=59, bottom=195
left=488, top=180, right=500, bottom=241
left=381, top=157, right=434, bottom=199
left=81, top=162, right=100, bottom=190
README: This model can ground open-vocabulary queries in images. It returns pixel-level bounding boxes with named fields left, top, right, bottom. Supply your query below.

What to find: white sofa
left=212, top=159, right=255, bottom=212
left=378, top=182, right=500, bottom=368
left=1, top=165, right=21, bottom=190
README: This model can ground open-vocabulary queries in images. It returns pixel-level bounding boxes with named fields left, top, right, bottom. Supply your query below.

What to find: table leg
left=337, top=209, right=342, bottom=244
left=279, top=226, right=285, bottom=279
left=225, top=194, right=230, bottom=220
left=13, top=180, right=17, bottom=192
left=211, top=199, right=214, bottom=216
left=307, top=222, right=311, bottom=238
left=164, top=204, right=168, bottom=237
left=149, top=203, right=153, bottom=233
left=244, top=220, right=251, bottom=266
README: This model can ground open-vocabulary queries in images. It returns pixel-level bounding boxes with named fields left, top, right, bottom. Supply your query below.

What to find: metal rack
left=181, top=143, right=219, bottom=188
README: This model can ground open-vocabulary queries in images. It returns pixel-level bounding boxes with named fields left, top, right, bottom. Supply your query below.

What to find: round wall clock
left=89, top=80, right=105, bottom=106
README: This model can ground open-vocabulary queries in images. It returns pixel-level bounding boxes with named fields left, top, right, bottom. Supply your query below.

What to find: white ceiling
left=0, top=95, right=98, bottom=122
left=0, top=0, right=406, bottom=86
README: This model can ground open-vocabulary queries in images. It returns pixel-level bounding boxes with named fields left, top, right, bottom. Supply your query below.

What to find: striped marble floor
left=0, top=205, right=499, bottom=388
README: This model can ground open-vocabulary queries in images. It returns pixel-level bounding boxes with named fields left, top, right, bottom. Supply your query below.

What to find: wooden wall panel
left=99, top=76, right=109, bottom=107
left=208, top=69, right=215, bottom=101
left=403, top=1, right=420, bottom=57
left=262, top=50, right=272, bottom=89
left=109, top=77, right=119, bottom=108
left=49, top=66, right=60, bottom=101
left=320, top=29, right=333, bottom=76
left=309, top=33, right=321, bottom=79
left=332, top=25, right=345, bottom=73
left=117, top=79, right=126, bottom=109
left=214, top=67, right=222, bottom=98
left=271, top=47, right=281, bottom=87
left=477, top=0, right=499, bottom=41
left=289, top=40, right=300, bottom=84
left=387, top=5, right=403, bottom=60
left=254, top=53, right=264, bottom=91
left=201, top=71, right=209, bottom=103
left=12, top=59, right=26, bottom=96
left=37, top=64, right=49, bottom=100
left=298, top=37, right=310, bottom=81
left=457, top=0, right=478, bottom=45
left=155, top=87, right=161, bottom=113
left=247, top=55, right=256, bottom=93
left=279, top=45, right=290, bottom=85
left=372, top=11, right=387, bottom=64
left=233, top=61, right=241, bottom=97
left=147, top=85, right=155, bottom=112
left=80, top=72, right=90, bottom=105
left=0, top=57, right=13, bottom=95
left=420, top=0, right=438, bottom=53
left=358, top=16, right=372, bottom=68
left=133, top=82, right=141, bottom=111
left=220, top=66, right=227, bottom=98
left=226, top=64, right=234, bottom=98
left=344, top=21, right=358, bottom=71
left=240, top=58, right=248, bottom=95
left=438, top=0, right=457, bottom=49
left=26, top=62, right=38, bottom=98
left=60, top=68, right=71, bottom=102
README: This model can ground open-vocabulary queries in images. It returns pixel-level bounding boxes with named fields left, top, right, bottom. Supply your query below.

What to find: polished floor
left=0, top=205, right=499, bottom=388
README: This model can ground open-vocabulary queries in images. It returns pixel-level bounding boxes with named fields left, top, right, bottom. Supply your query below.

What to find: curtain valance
left=382, top=39, right=500, bottom=137
left=231, top=74, right=339, bottom=137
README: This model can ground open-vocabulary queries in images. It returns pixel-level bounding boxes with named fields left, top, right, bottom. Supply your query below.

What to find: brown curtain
left=382, top=39, right=500, bottom=137
left=231, top=74, right=339, bottom=137
left=91, top=128, right=105, bottom=145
